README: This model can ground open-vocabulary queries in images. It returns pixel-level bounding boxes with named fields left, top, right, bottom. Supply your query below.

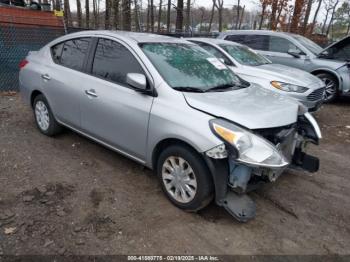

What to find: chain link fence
left=0, top=15, right=217, bottom=91
left=0, top=15, right=70, bottom=91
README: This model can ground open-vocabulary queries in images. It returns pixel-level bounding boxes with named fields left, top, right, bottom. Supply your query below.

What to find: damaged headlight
left=209, top=119, right=289, bottom=168
left=271, top=81, right=308, bottom=93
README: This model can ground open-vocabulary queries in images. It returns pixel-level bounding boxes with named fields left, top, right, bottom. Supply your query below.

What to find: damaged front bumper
left=204, top=112, right=321, bottom=222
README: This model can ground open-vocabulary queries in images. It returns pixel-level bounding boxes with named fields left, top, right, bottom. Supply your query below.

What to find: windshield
left=219, top=44, right=271, bottom=66
left=292, top=35, right=323, bottom=55
left=140, top=42, right=243, bottom=92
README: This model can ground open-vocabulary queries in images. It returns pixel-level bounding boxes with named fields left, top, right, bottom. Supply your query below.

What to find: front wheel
left=156, top=145, right=214, bottom=212
left=316, top=73, right=338, bottom=103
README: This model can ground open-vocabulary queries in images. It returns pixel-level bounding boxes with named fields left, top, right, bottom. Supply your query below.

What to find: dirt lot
left=0, top=93, right=350, bottom=256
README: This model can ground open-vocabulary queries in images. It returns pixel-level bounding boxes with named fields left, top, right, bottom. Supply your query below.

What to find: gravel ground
left=0, top=93, right=349, bottom=256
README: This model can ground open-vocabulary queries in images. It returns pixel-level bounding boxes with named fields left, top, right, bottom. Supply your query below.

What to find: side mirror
left=287, top=49, right=301, bottom=58
left=126, top=73, right=147, bottom=91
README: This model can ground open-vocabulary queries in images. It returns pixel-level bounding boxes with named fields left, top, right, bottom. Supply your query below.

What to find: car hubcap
left=35, top=101, right=50, bottom=131
left=162, top=156, right=197, bottom=204
left=320, top=77, right=336, bottom=101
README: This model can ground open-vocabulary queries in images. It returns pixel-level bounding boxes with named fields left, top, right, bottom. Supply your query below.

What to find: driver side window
left=92, top=38, right=144, bottom=86
left=268, top=36, right=301, bottom=54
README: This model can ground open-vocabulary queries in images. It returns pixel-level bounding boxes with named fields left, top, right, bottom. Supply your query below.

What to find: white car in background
left=187, top=38, right=326, bottom=112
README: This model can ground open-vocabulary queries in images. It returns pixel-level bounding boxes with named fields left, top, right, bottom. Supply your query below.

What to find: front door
left=259, top=36, right=308, bottom=70
left=80, top=38, right=154, bottom=161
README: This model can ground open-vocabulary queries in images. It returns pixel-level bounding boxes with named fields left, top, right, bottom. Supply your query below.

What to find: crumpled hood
left=246, top=64, right=321, bottom=86
left=183, top=84, right=300, bottom=129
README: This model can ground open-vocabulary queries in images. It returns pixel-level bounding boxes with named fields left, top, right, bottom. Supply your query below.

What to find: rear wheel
left=33, top=94, right=62, bottom=136
left=156, top=145, right=214, bottom=211
left=316, top=73, right=338, bottom=103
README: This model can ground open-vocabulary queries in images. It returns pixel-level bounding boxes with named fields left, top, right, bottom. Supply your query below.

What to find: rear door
left=80, top=37, right=154, bottom=161
left=44, top=37, right=91, bottom=128
left=261, top=35, right=307, bottom=69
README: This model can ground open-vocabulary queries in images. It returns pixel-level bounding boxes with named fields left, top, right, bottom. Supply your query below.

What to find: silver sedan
left=19, top=31, right=321, bottom=222
left=187, top=38, right=325, bottom=111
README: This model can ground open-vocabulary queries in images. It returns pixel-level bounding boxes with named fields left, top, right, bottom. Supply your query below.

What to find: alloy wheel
left=320, top=77, right=337, bottom=102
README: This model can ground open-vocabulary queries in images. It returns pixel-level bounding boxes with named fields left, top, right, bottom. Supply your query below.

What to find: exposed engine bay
left=204, top=112, right=321, bottom=222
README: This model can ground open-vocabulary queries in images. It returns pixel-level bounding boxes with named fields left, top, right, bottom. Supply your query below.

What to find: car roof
left=62, top=30, right=190, bottom=44
left=186, top=37, right=242, bottom=46
left=220, top=30, right=298, bottom=38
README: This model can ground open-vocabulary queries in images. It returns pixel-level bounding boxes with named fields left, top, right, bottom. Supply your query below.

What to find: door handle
left=85, top=89, right=98, bottom=98
left=41, top=74, right=51, bottom=80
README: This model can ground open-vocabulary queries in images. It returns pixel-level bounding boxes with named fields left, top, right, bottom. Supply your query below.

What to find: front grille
left=307, top=87, right=325, bottom=101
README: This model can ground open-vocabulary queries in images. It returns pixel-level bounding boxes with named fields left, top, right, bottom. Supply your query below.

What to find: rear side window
left=224, top=34, right=246, bottom=44
left=243, top=35, right=269, bottom=51
left=268, top=36, right=299, bottom=53
left=92, top=38, right=144, bottom=85
left=226, top=34, right=269, bottom=51
left=58, top=38, right=91, bottom=71
left=51, top=43, right=64, bottom=63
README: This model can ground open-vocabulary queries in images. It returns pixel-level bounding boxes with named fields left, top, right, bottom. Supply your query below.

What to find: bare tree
left=146, top=0, right=150, bottom=31
left=158, top=0, right=163, bottom=32
left=321, top=0, right=334, bottom=33
left=167, top=0, right=171, bottom=32
left=208, top=0, right=215, bottom=32
left=92, top=0, right=99, bottom=28
left=259, top=0, right=270, bottom=29
left=105, top=0, right=110, bottom=29
left=269, top=0, right=278, bottom=30
left=235, top=0, right=240, bottom=29
left=301, top=0, right=313, bottom=35
left=290, top=0, right=305, bottom=33
left=63, top=0, right=72, bottom=26
left=76, top=0, right=82, bottom=27
left=185, top=0, right=191, bottom=32
left=198, top=6, right=205, bottom=32
left=122, top=0, right=131, bottom=30
left=215, top=0, right=224, bottom=32
left=326, top=0, right=339, bottom=36
left=239, top=5, right=245, bottom=29
left=134, top=0, right=141, bottom=31
left=310, top=0, right=322, bottom=34
left=176, top=0, right=184, bottom=32
left=275, top=0, right=288, bottom=29
left=85, top=0, right=90, bottom=28
left=151, top=0, right=155, bottom=32
left=113, top=0, right=120, bottom=29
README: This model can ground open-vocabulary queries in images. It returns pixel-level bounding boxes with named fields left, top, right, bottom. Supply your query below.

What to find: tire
left=33, top=94, right=62, bottom=136
left=316, top=73, right=338, bottom=103
left=156, top=144, right=214, bottom=212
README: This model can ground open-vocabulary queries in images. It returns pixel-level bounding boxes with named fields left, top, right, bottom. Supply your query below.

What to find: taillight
left=19, top=59, right=28, bottom=70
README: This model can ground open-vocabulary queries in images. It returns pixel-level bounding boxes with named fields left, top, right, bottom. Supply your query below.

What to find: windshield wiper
left=173, top=86, right=205, bottom=93
left=205, top=84, right=237, bottom=92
